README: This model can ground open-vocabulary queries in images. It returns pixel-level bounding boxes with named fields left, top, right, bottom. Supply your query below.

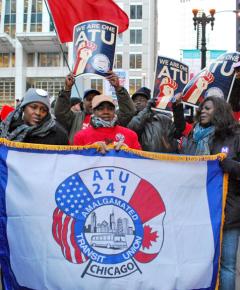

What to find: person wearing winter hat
left=0, top=88, right=68, bottom=145
left=70, top=97, right=82, bottom=112
left=131, top=87, right=151, bottom=113
left=73, top=94, right=141, bottom=153
left=55, top=71, right=136, bottom=144
left=128, top=87, right=182, bottom=153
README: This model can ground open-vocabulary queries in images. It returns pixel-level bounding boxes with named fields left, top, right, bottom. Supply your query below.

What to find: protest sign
left=182, top=52, right=240, bottom=107
left=73, top=20, right=117, bottom=77
left=153, top=56, right=189, bottom=112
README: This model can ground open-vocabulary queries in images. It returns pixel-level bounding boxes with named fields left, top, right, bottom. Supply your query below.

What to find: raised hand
left=106, top=71, right=121, bottom=90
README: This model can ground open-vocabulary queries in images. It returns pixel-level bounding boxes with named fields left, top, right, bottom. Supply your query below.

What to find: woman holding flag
left=0, top=88, right=68, bottom=145
left=174, top=95, right=240, bottom=290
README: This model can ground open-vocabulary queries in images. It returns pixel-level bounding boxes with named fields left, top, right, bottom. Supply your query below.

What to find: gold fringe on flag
left=0, top=138, right=226, bottom=162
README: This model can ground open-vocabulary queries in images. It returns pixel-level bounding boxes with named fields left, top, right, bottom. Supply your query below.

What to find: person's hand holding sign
left=106, top=71, right=121, bottom=91
left=73, top=41, right=97, bottom=75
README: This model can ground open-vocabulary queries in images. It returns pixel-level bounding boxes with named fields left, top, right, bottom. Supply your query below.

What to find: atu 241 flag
left=0, top=140, right=226, bottom=290
left=46, top=0, right=129, bottom=43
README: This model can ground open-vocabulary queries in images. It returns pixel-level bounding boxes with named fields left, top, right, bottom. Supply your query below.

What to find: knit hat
left=20, top=88, right=51, bottom=111
left=70, top=97, right=82, bottom=106
left=92, top=94, right=115, bottom=109
left=131, top=87, right=151, bottom=100
left=83, top=89, right=101, bottom=99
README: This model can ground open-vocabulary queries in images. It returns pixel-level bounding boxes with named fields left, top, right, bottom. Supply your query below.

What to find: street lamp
left=192, top=8, right=216, bottom=69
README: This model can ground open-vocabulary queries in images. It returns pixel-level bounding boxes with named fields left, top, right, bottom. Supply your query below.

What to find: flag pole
left=43, top=0, right=82, bottom=100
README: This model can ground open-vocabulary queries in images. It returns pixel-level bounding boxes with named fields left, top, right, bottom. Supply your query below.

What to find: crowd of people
left=0, top=69, right=240, bottom=290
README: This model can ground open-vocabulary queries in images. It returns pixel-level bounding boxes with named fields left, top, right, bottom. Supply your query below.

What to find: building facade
left=0, top=0, right=158, bottom=108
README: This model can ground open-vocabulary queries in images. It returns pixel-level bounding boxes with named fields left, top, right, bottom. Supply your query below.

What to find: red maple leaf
left=142, top=225, right=158, bottom=250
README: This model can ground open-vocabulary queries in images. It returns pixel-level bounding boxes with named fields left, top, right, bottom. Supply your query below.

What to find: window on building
left=129, top=78, right=142, bottom=95
left=30, top=0, right=42, bottom=32
left=0, top=53, right=9, bottom=67
left=0, top=78, right=15, bottom=108
left=63, top=52, right=69, bottom=67
left=91, top=79, right=103, bottom=92
left=0, top=0, right=2, bottom=23
left=38, top=52, right=61, bottom=67
left=11, top=53, right=15, bottom=67
left=130, top=29, right=142, bottom=44
left=130, top=5, right=142, bottom=19
left=26, top=78, right=65, bottom=98
left=4, top=0, right=16, bottom=38
left=23, top=0, right=28, bottom=31
left=27, top=53, right=35, bottom=66
left=130, top=53, right=142, bottom=69
left=114, top=54, right=123, bottom=69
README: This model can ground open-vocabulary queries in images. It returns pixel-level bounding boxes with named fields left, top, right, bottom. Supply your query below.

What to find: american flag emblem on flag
left=52, top=173, right=94, bottom=264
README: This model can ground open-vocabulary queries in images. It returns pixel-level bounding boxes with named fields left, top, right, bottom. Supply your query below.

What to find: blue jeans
left=219, top=228, right=240, bottom=290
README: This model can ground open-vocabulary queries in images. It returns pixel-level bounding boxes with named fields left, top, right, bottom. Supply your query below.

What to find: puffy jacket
left=127, top=106, right=180, bottom=153
left=54, top=87, right=136, bottom=143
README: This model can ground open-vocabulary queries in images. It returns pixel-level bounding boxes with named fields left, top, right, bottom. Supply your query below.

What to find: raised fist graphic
left=183, top=71, right=214, bottom=105
left=156, top=77, right=178, bottom=109
left=73, top=41, right=97, bottom=75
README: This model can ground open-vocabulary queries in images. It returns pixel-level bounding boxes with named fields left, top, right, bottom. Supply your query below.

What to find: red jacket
left=73, top=125, right=141, bottom=150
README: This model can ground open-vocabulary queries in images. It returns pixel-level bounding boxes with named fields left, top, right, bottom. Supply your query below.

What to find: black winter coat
left=127, top=105, right=183, bottom=153
left=24, top=122, right=69, bottom=145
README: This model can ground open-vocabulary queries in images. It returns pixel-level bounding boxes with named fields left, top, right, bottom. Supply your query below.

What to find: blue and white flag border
left=0, top=138, right=228, bottom=290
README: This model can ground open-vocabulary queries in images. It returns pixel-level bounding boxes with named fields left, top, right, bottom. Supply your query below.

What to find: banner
left=182, top=52, right=240, bottom=107
left=0, top=140, right=226, bottom=290
left=46, top=0, right=129, bottom=43
left=73, top=21, right=117, bottom=77
left=153, top=56, right=189, bottom=112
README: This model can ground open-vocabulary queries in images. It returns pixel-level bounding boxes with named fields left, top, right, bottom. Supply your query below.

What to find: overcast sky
left=157, top=0, right=236, bottom=60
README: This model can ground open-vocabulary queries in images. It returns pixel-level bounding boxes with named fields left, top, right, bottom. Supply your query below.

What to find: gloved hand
left=146, top=98, right=156, bottom=110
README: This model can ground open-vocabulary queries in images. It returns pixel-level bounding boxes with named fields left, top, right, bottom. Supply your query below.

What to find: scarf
left=0, top=106, right=56, bottom=142
left=90, top=116, right=118, bottom=128
left=191, top=123, right=215, bottom=155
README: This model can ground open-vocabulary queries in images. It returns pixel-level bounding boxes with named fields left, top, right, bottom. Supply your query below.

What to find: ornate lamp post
left=192, top=9, right=216, bottom=69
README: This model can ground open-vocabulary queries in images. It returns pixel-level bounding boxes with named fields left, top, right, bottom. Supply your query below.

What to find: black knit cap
left=131, top=87, right=151, bottom=100
left=70, top=97, right=82, bottom=106
left=83, top=89, right=101, bottom=99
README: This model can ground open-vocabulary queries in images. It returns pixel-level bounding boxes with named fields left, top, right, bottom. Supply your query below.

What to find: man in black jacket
left=127, top=87, right=180, bottom=153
